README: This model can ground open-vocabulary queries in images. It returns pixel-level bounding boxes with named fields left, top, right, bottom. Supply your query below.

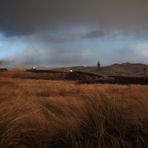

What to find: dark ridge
left=26, top=69, right=68, bottom=74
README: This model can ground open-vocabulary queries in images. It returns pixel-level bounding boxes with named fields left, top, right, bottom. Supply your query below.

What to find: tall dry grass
left=0, top=75, right=148, bottom=147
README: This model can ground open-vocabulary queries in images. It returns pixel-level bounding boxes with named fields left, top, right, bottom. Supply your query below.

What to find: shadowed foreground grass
left=0, top=77, right=148, bottom=148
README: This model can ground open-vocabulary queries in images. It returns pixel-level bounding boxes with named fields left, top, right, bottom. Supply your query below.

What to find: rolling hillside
left=52, top=63, right=148, bottom=77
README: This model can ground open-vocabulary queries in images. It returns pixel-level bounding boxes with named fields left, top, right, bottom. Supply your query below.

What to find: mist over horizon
left=0, top=0, right=148, bottom=67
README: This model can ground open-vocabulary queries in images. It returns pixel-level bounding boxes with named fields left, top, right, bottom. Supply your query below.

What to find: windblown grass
left=0, top=75, right=148, bottom=147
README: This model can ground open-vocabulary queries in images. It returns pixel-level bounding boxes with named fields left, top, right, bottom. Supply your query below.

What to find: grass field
left=0, top=71, right=148, bottom=147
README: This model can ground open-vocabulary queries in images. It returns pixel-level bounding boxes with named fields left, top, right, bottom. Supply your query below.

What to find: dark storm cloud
left=83, top=30, right=106, bottom=39
left=0, top=0, right=148, bottom=37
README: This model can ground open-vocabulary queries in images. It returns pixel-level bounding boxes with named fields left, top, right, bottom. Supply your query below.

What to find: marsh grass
left=0, top=75, right=148, bottom=147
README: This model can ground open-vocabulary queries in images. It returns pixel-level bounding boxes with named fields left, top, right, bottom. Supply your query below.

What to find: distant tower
left=144, top=67, right=146, bottom=78
left=97, top=61, right=100, bottom=68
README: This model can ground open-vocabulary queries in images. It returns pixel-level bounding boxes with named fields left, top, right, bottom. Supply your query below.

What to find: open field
left=0, top=70, right=148, bottom=147
left=1, top=67, right=148, bottom=85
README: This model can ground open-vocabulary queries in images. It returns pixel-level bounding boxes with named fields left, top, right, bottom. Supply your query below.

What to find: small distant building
left=32, top=67, right=36, bottom=70
left=70, top=70, right=73, bottom=72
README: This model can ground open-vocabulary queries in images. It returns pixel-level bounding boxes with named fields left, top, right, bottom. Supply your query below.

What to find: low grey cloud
left=112, top=43, right=148, bottom=64
left=6, top=48, right=97, bottom=67
left=82, top=30, right=106, bottom=39
left=4, top=42, right=148, bottom=68
left=27, top=33, right=80, bottom=44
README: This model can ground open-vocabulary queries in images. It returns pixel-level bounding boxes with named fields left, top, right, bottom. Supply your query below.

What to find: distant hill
left=52, top=63, right=148, bottom=77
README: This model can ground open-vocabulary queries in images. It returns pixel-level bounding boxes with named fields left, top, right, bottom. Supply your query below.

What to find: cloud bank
left=1, top=0, right=148, bottom=67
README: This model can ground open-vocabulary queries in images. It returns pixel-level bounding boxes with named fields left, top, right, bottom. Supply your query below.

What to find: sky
left=0, top=0, right=148, bottom=67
